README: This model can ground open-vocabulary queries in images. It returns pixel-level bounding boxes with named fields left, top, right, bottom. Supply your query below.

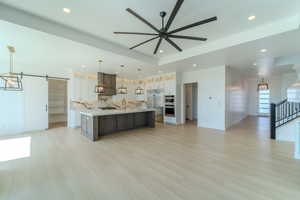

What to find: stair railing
left=270, top=99, right=300, bottom=139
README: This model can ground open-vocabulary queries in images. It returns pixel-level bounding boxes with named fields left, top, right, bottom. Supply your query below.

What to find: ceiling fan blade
left=129, top=36, right=159, bottom=50
left=114, top=32, right=158, bottom=36
left=168, top=16, right=217, bottom=34
left=153, top=37, right=163, bottom=54
left=165, top=0, right=184, bottom=31
left=165, top=37, right=182, bottom=52
left=126, top=8, right=160, bottom=33
left=168, top=35, right=207, bottom=41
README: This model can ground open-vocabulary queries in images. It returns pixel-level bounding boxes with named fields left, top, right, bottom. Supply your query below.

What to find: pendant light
left=95, top=60, right=105, bottom=94
left=117, top=65, right=128, bottom=94
left=257, top=78, right=269, bottom=91
left=135, top=68, right=144, bottom=95
left=0, top=46, right=23, bottom=91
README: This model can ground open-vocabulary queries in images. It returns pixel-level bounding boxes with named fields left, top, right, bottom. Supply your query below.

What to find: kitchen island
left=80, top=109, right=155, bottom=141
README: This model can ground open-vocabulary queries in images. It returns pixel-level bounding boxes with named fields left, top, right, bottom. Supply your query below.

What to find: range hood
left=97, top=72, right=116, bottom=96
left=287, top=65, right=300, bottom=103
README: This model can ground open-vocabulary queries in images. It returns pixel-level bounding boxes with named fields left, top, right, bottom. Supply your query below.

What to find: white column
left=292, top=65, right=300, bottom=80
left=295, top=120, right=300, bottom=159
left=287, top=65, right=300, bottom=103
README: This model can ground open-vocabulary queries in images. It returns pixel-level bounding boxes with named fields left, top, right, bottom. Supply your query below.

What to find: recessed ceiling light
left=81, top=65, right=86, bottom=68
left=248, top=15, right=256, bottom=21
left=158, top=70, right=163, bottom=74
left=193, top=64, right=198, bottom=67
left=63, top=8, right=71, bottom=14
left=253, top=62, right=257, bottom=66
left=260, top=49, right=267, bottom=53
left=159, top=50, right=164, bottom=53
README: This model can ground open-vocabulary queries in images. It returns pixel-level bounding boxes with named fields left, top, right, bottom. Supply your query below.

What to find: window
left=258, top=89, right=270, bottom=115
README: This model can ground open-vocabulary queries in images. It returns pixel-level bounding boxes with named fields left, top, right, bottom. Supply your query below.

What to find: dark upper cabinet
left=97, top=72, right=116, bottom=96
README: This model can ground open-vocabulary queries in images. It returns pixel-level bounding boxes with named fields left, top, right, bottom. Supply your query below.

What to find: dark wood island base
left=81, top=111, right=155, bottom=141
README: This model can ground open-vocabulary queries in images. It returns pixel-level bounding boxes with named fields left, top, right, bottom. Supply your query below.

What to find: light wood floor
left=1, top=117, right=300, bottom=200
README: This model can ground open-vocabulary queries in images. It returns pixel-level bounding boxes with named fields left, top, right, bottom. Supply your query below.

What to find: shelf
left=49, top=112, right=67, bottom=115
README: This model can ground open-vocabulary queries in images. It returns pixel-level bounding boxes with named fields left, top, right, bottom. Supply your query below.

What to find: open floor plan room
left=1, top=117, right=300, bottom=199
left=1, top=0, right=300, bottom=199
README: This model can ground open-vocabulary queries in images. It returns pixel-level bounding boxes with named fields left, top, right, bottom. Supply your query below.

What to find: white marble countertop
left=80, top=108, right=155, bottom=117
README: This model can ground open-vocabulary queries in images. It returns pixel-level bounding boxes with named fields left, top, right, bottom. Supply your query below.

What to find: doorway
left=48, top=80, right=68, bottom=129
left=184, top=83, right=198, bottom=125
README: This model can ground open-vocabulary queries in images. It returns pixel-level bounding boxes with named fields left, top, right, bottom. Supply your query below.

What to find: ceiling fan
left=114, top=0, right=217, bottom=54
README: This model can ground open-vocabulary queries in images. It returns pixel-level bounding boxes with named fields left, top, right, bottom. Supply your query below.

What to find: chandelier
left=0, top=46, right=23, bottom=91
left=95, top=60, right=105, bottom=94
left=117, top=65, right=128, bottom=94
left=135, top=68, right=144, bottom=95
left=257, top=78, right=269, bottom=91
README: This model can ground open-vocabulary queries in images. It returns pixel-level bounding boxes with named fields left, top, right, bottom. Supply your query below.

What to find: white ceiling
left=0, top=20, right=158, bottom=79
left=160, top=29, right=300, bottom=77
left=0, top=0, right=300, bottom=79
left=1, top=0, right=300, bottom=57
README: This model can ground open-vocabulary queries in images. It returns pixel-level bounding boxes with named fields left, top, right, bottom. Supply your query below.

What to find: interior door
left=185, top=84, right=193, bottom=120
left=23, top=77, right=49, bottom=132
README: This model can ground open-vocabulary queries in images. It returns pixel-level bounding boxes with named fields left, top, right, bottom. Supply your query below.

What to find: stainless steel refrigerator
left=147, top=89, right=164, bottom=122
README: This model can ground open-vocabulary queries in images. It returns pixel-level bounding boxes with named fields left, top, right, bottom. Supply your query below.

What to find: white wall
left=225, top=67, right=248, bottom=128
left=0, top=91, right=24, bottom=136
left=0, top=76, right=49, bottom=136
left=281, top=73, right=297, bottom=99
left=276, top=120, right=297, bottom=142
left=181, top=66, right=226, bottom=130
left=247, top=78, right=259, bottom=116
left=68, top=73, right=97, bottom=128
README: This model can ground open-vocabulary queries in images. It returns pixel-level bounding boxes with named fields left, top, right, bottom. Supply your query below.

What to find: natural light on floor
left=0, top=136, right=31, bottom=162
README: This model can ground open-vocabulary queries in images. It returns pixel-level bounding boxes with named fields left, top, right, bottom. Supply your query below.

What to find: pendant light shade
left=95, top=60, right=105, bottom=94
left=118, top=85, right=128, bottom=94
left=95, top=84, right=104, bottom=94
left=257, top=78, right=269, bottom=91
left=135, top=86, right=144, bottom=95
left=0, top=46, right=23, bottom=91
left=117, top=65, right=128, bottom=94
left=135, top=68, right=144, bottom=95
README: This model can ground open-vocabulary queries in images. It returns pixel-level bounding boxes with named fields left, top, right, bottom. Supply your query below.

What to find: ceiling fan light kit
left=114, top=0, right=217, bottom=54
